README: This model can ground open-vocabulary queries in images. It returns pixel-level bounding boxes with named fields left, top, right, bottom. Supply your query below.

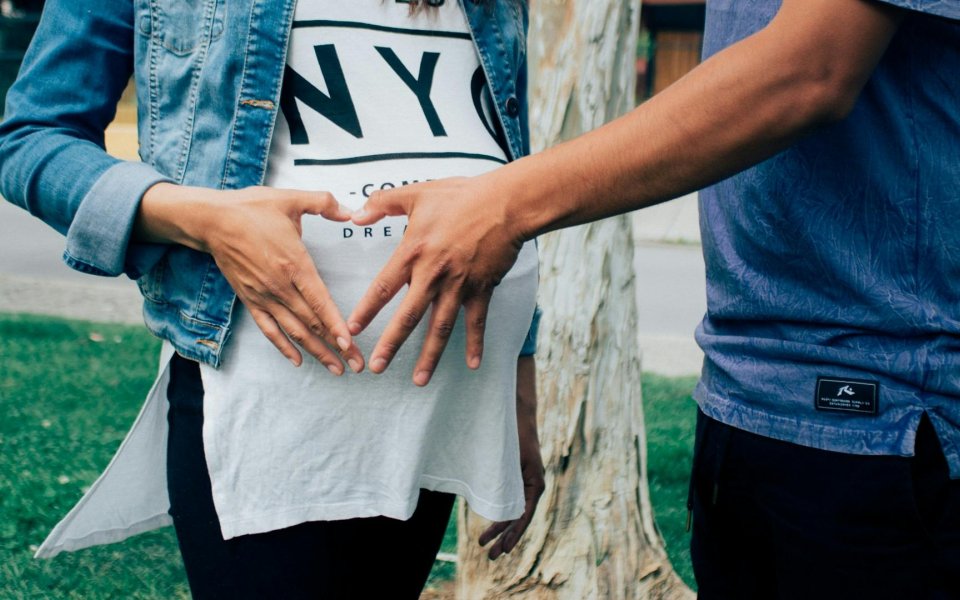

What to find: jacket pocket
left=140, top=0, right=224, bottom=57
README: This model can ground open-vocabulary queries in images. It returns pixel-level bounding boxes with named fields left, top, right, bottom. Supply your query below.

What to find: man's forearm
left=344, top=0, right=905, bottom=378
left=500, top=0, right=902, bottom=240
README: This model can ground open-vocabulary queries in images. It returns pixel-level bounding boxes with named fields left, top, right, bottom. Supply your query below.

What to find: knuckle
left=468, top=279, right=492, bottom=295
left=374, top=279, right=394, bottom=303
left=433, top=319, right=455, bottom=340
left=433, top=258, right=453, bottom=278
left=380, top=341, right=400, bottom=357
left=399, top=309, right=421, bottom=330
left=471, top=313, right=487, bottom=330
left=285, top=328, right=306, bottom=345
left=406, top=239, right=426, bottom=260
left=307, top=318, right=326, bottom=336
left=278, top=260, right=299, bottom=282
left=263, top=279, right=284, bottom=299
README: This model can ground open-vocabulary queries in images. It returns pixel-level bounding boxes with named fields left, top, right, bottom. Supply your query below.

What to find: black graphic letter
left=280, top=44, right=363, bottom=143
left=376, top=47, right=447, bottom=137
left=471, top=66, right=509, bottom=153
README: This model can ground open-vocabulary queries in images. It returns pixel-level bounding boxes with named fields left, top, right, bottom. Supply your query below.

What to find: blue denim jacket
left=0, top=0, right=539, bottom=366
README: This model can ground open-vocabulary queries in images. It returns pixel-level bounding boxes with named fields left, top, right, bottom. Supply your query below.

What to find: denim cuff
left=64, top=161, right=173, bottom=278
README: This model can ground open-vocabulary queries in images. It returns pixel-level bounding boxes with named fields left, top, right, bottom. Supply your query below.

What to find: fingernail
left=348, top=358, right=362, bottom=373
left=353, top=209, right=367, bottom=220
left=337, top=337, right=350, bottom=351
left=327, top=363, right=343, bottom=376
left=348, top=322, right=362, bottom=335
left=414, top=370, right=431, bottom=386
left=468, top=355, right=481, bottom=370
left=371, top=357, right=387, bottom=373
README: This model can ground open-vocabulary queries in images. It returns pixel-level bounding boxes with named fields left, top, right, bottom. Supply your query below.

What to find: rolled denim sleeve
left=64, top=162, right=171, bottom=278
left=0, top=0, right=171, bottom=279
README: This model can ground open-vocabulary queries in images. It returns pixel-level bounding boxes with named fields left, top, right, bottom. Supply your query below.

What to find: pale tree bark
left=456, top=1, right=694, bottom=598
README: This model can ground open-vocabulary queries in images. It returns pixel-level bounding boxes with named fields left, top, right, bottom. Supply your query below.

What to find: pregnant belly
left=300, top=213, right=539, bottom=348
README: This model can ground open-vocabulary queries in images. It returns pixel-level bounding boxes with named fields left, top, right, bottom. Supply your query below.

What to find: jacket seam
left=174, top=0, right=220, bottom=182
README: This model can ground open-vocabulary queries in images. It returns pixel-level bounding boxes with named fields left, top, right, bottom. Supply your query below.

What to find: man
left=346, top=0, right=960, bottom=596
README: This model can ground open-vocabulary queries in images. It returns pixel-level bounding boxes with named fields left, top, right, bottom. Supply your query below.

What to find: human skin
left=134, top=185, right=543, bottom=554
left=135, top=184, right=365, bottom=375
left=346, top=0, right=905, bottom=385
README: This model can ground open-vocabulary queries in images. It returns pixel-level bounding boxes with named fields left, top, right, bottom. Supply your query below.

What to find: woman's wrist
left=134, top=182, right=221, bottom=252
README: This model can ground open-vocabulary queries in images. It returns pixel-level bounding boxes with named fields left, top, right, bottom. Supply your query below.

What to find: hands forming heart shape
left=141, top=174, right=526, bottom=386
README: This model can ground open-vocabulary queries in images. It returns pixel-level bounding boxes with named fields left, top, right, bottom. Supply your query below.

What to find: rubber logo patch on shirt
left=815, top=377, right=879, bottom=415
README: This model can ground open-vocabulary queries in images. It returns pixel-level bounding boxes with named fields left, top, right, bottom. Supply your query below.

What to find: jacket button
left=505, top=96, right=520, bottom=118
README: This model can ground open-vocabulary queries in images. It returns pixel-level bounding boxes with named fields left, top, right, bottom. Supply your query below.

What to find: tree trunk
left=455, top=1, right=693, bottom=598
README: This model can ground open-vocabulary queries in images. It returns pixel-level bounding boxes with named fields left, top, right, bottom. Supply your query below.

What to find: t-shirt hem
left=217, top=478, right=524, bottom=540
left=693, top=382, right=921, bottom=459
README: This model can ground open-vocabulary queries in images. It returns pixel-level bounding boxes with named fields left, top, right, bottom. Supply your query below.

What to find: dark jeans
left=165, top=354, right=455, bottom=600
left=689, top=410, right=960, bottom=599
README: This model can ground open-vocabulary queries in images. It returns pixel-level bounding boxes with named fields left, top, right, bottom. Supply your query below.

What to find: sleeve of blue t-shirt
left=873, top=0, right=959, bottom=20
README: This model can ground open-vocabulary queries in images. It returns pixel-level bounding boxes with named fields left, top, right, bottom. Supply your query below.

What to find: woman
left=0, top=0, right=543, bottom=597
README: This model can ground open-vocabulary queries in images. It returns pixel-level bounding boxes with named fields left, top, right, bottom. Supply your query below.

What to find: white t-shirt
left=197, top=0, right=539, bottom=539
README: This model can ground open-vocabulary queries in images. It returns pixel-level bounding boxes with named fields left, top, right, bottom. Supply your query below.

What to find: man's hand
left=349, top=176, right=525, bottom=385
left=347, top=0, right=901, bottom=380
left=136, top=183, right=365, bottom=374
left=479, top=356, right=544, bottom=559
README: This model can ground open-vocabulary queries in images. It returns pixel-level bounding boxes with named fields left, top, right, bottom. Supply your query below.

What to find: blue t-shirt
left=695, top=0, right=960, bottom=477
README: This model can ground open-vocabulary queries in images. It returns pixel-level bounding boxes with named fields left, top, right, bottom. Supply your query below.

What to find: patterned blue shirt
left=694, top=0, right=960, bottom=477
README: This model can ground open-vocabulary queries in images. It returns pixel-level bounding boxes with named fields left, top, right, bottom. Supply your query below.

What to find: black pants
left=165, top=354, right=455, bottom=600
left=689, top=410, right=960, bottom=599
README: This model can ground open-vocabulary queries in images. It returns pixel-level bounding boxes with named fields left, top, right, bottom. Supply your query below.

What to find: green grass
left=643, top=374, right=699, bottom=589
left=0, top=313, right=696, bottom=596
left=0, top=313, right=186, bottom=599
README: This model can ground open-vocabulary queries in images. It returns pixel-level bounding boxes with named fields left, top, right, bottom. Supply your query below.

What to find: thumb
left=294, top=191, right=352, bottom=222
left=352, top=186, right=414, bottom=226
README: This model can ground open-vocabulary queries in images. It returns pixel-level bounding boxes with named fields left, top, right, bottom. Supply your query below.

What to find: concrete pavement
left=0, top=103, right=707, bottom=375
left=0, top=201, right=707, bottom=375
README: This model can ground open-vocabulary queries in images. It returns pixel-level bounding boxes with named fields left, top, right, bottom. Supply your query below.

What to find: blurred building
left=637, top=0, right=706, bottom=100
left=0, top=0, right=43, bottom=112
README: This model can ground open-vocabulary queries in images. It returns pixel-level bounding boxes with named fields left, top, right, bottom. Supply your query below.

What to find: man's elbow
left=801, top=69, right=863, bottom=124
left=810, top=74, right=863, bottom=124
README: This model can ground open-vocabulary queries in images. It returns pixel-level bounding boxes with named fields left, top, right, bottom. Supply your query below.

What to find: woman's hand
left=135, top=183, right=364, bottom=374
left=479, top=356, right=544, bottom=559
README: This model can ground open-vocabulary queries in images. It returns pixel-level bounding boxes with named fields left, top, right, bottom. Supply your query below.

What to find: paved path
left=634, top=241, right=705, bottom=376
left=0, top=200, right=706, bottom=375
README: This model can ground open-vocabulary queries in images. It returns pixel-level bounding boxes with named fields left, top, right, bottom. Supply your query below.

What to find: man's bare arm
left=350, top=0, right=903, bottom=383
